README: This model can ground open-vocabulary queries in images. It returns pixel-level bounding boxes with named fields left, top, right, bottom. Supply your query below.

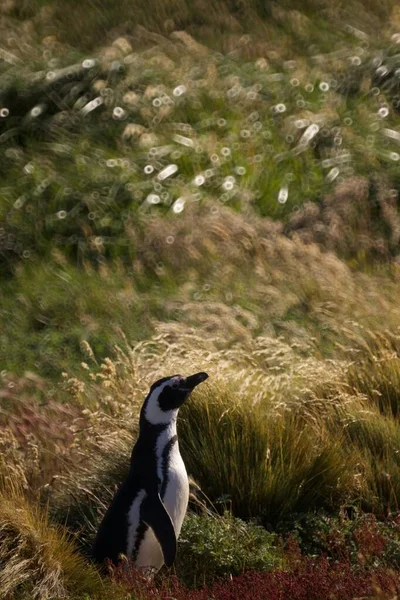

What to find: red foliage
left=324, top=528, right=350, bottom=561
left=112, top=556, right=400, bottom=600
left=204, top=561, right=398, bottom=600
left=352, top=516, right=387, bottom=562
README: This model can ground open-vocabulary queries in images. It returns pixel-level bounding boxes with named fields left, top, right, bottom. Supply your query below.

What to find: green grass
left=348, top=351, right=400, bottom=418
left=0, top=260, right=161, bottom=377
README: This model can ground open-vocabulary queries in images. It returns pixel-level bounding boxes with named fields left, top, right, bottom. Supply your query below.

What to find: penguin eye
left=171, top=382, right=179, bottom=389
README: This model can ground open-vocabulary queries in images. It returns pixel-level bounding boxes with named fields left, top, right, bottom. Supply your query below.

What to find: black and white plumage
left=91, top=371, right=209, bottom=572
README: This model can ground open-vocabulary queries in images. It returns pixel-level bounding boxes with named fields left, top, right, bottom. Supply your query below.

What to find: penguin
left=92, top=371, right=209, bottom=572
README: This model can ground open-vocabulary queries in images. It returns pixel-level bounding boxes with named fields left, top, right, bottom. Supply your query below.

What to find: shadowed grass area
left=342, top=414, right=400, bottom=515
left=348, top=350, right=400, bottom=418
left=0, top=260, right=158, bottom=377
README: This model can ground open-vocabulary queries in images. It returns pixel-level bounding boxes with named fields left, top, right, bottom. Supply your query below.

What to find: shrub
left=202, top=560, right=400, bottom=600
left=112, top=556, right=400, bottom=600
left=288, top=510, right=400, bottom=569
left=175, top=512, right=282, bottom=586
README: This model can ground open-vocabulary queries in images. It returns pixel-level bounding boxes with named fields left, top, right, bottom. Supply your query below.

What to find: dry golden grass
left=124, top=205, right=400, bottom=360
left=0, top=478, right=111, bottom=600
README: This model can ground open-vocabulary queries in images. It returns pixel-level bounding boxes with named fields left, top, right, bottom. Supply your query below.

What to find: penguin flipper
left=141, top=493, right=177, bottom=567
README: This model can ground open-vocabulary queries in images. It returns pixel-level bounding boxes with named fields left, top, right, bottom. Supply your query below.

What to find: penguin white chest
left=161, top=442, right=189, bottom=534
left=156, top=426, right=189, bottom=535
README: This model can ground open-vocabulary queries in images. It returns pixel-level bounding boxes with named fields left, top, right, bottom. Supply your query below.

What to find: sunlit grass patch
left=348, top=349, right=400, bottom=418
left=0, top=478, right=110, bottom=600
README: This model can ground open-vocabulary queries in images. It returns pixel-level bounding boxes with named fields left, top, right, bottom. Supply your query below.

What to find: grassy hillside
left=1, top=1, right=400, bottom=376
left=1, top=0, right=400, bottom=598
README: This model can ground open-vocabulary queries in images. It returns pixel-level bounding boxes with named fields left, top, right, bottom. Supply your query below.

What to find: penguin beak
left=180, top=372, right=209, bottom=391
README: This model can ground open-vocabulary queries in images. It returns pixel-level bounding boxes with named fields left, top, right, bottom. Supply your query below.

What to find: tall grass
left=2, top=0, right=400, bottom=379
left=348, top=350, right=400, bottom=418
left=0, top=479, right=110, bottom=600
left=342, top=414, right=400, bottom=514
left=180, top=384, right=353, bottom=524
left=3, top=328, right=400, bottom=525
left=36, top=333, right=399, bottom=531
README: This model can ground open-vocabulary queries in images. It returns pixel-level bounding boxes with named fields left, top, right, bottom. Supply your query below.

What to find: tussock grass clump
left=180, top=384, right=354, bottom=524
left=4, top=330, right=400, bottom=532
left=351, top=426, right=400, bottom=516
left=1, top=334, right=400, bottom=596
left=343, top=343, right=400, bottom=513
left=0, top=481, right=109, bottom=600
left=45, top=335, right=348, bottom=543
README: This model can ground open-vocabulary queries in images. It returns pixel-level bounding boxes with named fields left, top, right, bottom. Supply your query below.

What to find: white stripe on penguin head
left=144, top=377, right=180, bottom=426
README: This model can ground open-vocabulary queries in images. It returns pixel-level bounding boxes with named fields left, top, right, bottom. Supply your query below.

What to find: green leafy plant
left=175, top=512, right=282, bottom=586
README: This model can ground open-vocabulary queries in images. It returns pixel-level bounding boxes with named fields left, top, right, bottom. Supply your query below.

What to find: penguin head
left=143, top=372, right=208, bottom=426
